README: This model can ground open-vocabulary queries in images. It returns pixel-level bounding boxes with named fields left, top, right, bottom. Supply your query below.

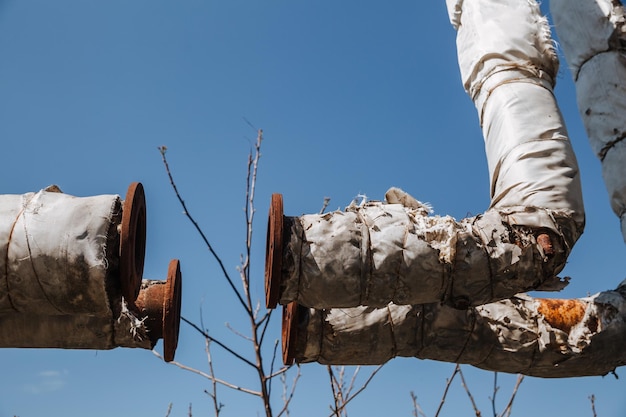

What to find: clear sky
left=0, top=1, right=625, bottom=416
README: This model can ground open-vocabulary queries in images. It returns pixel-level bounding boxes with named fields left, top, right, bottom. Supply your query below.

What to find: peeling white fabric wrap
left=292, top=286, right=626, bottom=378
left=447, top=0, right=585, bottom=237
left=280, top=198, right=570, bottom=309
left=551, top=0, right=626, bottom=242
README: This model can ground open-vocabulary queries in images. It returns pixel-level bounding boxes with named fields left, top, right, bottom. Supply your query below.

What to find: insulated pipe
left=266, top=0, right=585, bottom=311
left=0, top=260, right=182, bottom=361
left=281, top=284, right=626, bottom=377
left=266, top=192, right=571, bottom=310
left=550, top=0, right=626, bottom=242
left=0, top=183, right=145, bottom=314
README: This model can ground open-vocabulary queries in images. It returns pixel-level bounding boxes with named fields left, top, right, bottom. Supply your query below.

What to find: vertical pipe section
left=447, top=0, right=584, bottom=243
left=550, top=0, right=626, bottom=242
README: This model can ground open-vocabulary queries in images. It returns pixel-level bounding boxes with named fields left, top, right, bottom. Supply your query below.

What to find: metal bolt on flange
left=265, top=193, right=284, bottom=309
left=135, top=259, right=182, bottom=362
left=120, top=182, right=147, bottom=302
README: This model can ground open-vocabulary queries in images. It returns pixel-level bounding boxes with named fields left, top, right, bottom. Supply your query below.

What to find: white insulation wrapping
left=0, top=187, right=151, bottom=350
left=0, top=188, right=119, bottom=314
left=280, top=195, right=570, bottom=309
left=447, top=0, right=584, bottom=233
left=273, top=0, right=585, bottom=310
left=551, top=0, right=626, bottom=242
left=292, top=283, right=626, bottom=377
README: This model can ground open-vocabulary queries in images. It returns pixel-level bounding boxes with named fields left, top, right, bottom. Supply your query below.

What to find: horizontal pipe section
left=267, top=192, right=573, bottom=309
left=284, top=285, right=626, bottom=378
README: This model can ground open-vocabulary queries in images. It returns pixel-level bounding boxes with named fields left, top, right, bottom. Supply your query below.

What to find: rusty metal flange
left=265, top=193, right=284, bottom=309
left=120, top=182, right=147, bottom=302
left=163, top=259, right=182, bottom=362
left=134, top=259, right=182, bottom=362
left=282, top=301, right=301, bottom=366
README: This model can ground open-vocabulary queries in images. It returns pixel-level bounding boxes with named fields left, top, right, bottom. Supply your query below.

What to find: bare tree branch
left=500, top=374, right=524, bottom=417
left=410, top=391, right=427, bottom=417
left=153, top=350, right=262, bottom=396
left=458, top=365, right=482, bottom=417
left=328, top=365, right=384, bottom=417
left=158, top=146, right=249, bottom=314
left=589, top=394, right=597, bottom=417
left=434, top=365, right=460, bottom=417
left=181, top=317, right=257, bottom=369
left=276, top=366, right=301, bottom=417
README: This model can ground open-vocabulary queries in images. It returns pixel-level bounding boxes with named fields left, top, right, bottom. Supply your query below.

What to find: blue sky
left=0, top=1, right=625, bottom=416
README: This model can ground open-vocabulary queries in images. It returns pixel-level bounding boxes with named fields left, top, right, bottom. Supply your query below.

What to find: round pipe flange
left=135, top=259, right=182, bottom=362
left=120, top=182, right=147, bottom=302
left=265, top=193, right=284, bottom=309
left=163, top=259, right=182, bottom=362
left=281, top=301, right=300, bottom=366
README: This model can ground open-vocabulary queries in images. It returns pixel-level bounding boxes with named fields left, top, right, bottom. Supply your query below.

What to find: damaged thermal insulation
left=281, top=282, right=626, bottom=378
left=265, top=0, right=584, bottom=311
left=551, top=0, right=626, bottom=242
left=0, top=183, right=181, bottom=361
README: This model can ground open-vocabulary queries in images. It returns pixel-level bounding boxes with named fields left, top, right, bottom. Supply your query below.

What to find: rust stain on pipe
left=537, top=298, right=585, bottom=333
left=536, top=233, right=554, bottom=257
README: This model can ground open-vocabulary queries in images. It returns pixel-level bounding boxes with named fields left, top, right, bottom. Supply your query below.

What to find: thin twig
left=226, top=322, right=254, bottom=342
left=205, top=338, right=222, bottom=416
left=276, top=366, right=301, bottom=417
left=410, top=391, right=427, bottom=417
left=328, top=366, right=342, bottom=417
left=457, top=365, right=481, bottom=416
left=181, top=317, right=257, bottom=368
left=329, top=365, right=384, bottom=417
left=164, top=402, right=173, bottom=417
left=153, top=350, right=262, bottom=396
left=268, top=339, right=280, bottom=402
left=433, top=364, right=460, bottom=417
left=490, top=372, right=499, bottom=417
left=158, top=146, right=249, bottom=314
left=320, top=197, right=331, bottom=214
left=500, top=374, right=524, bottom=417
left=589, top=394, right=597, bottom=417
left=345, top=366, right=361, bottom=400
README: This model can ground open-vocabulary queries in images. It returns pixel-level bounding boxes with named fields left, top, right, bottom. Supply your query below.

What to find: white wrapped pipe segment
left=287, top=284, right=626, bottom=377
left=550, top=0, right=626, bottom=242
left=0, top=188, right=122, bottom=315
left=0, top=185, right=182, bottom=359
left=267, top=0, right=585, bottom=311
left=277, top=196, right=569, bottom=310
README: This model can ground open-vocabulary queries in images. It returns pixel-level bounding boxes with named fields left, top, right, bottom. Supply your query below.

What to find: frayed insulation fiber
left=551, top=0, right=626, bottom=242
